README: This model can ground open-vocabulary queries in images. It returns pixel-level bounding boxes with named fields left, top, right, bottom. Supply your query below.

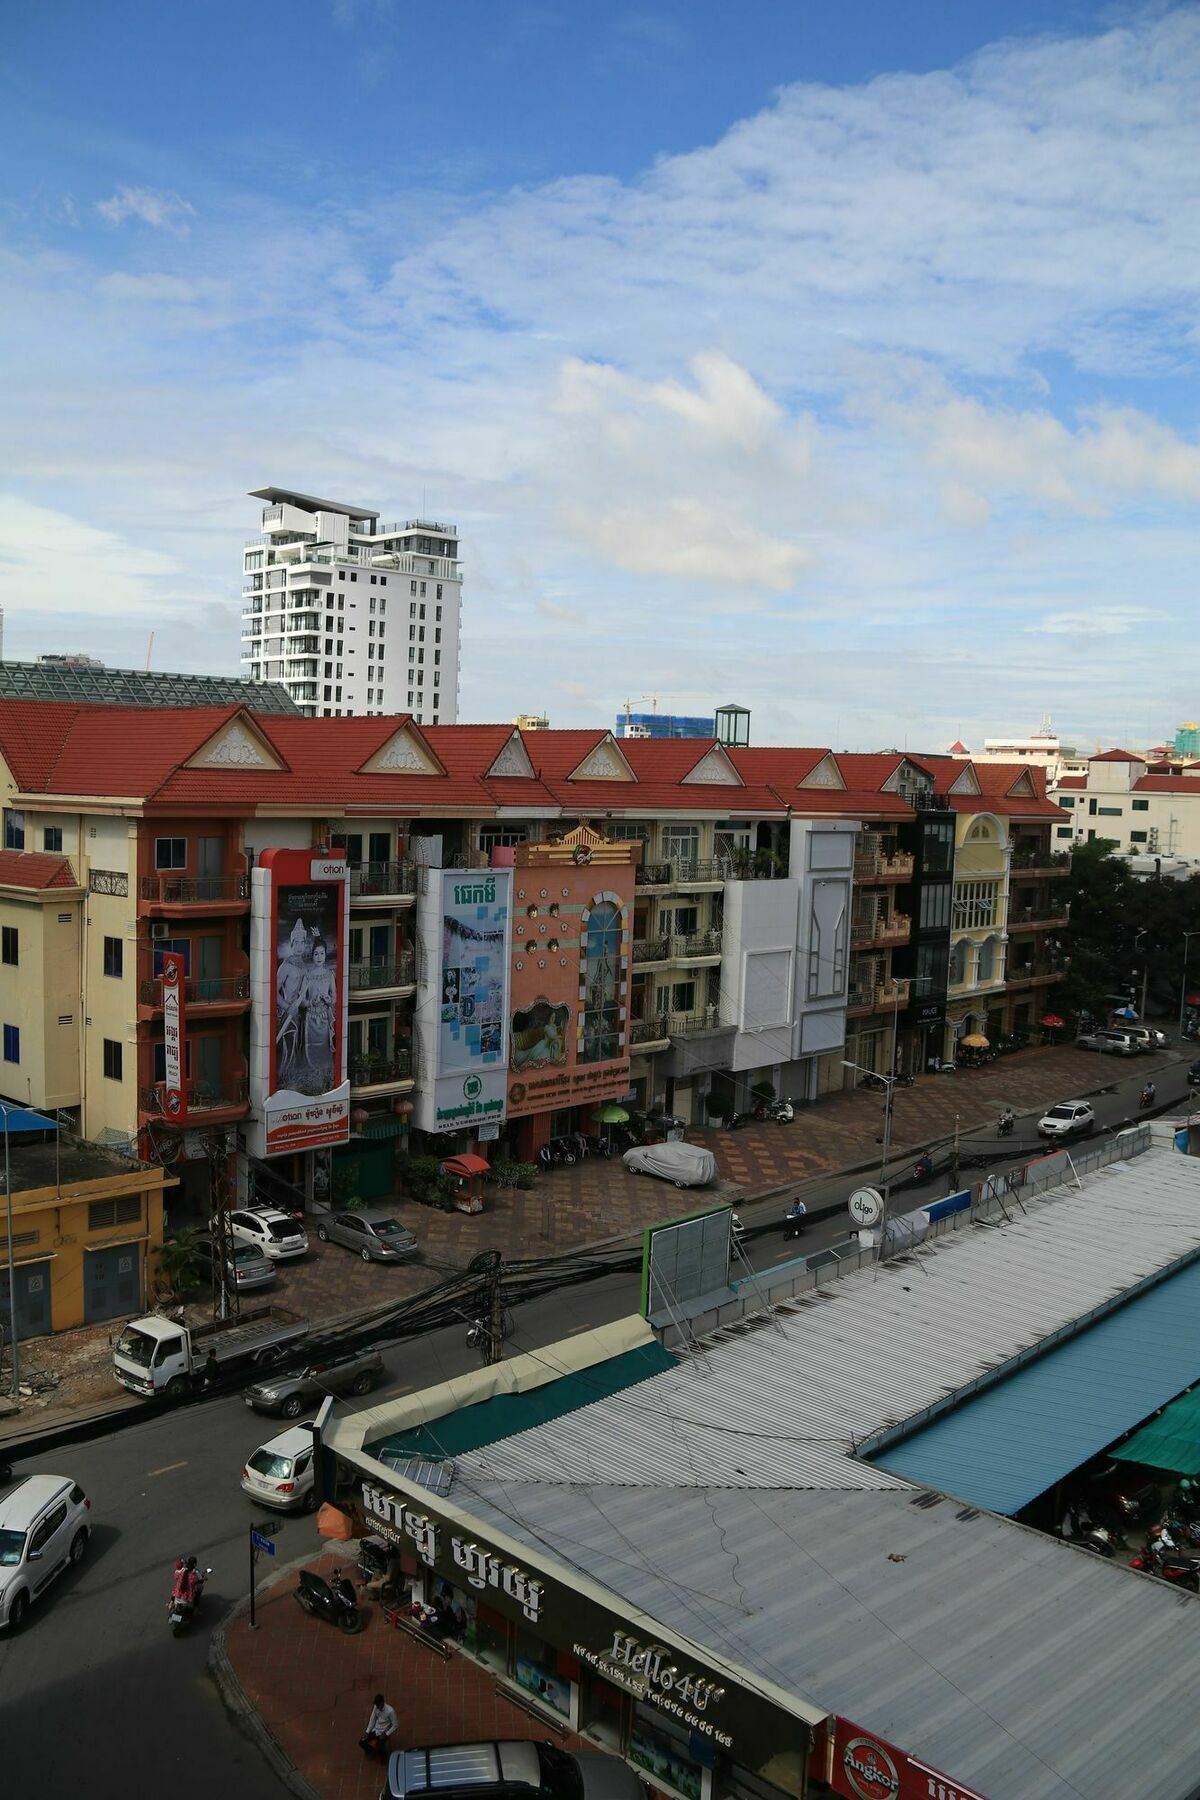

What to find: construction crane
left=619, top=692, right=712, bottom=738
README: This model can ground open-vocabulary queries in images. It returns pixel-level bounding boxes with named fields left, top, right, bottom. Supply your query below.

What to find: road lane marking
left=149, top=1460, right=188, bottom=1476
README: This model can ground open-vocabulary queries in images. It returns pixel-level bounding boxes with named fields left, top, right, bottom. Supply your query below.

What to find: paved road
left=0, top=1050, right=1193, bottom=1799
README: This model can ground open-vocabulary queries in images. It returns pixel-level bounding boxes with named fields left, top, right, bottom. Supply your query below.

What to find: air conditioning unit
left=150, top=921, right=171, bottom=940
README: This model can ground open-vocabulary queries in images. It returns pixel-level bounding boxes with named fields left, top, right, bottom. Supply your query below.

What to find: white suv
left=218, top=1207, right=308, bottom=1261
left=1038, top=1100, right=1096, bottom=1139
left=0, top=1473, right=91, bottom=1630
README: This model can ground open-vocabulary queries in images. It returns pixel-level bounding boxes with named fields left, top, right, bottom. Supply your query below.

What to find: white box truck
left=113, top=1306, right=310, bottom=1400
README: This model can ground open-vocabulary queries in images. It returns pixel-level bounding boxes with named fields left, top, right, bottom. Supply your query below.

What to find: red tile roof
left=1132, top=774, right=1200, bottom=794
left=1055, top=776, right=1086, bottom=790
left=1090, top=748, right=1148, bottom=764
left=0, top=850, right=78, bottom=890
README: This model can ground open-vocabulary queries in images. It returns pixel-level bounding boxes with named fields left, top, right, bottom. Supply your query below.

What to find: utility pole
left=1180, top=933, right=1200, bottom=1039
left=209, top=1132, right=238, bottom=1322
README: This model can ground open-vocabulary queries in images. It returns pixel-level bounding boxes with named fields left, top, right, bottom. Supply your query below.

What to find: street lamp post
left=1181, top=932, right=1200, bottom=1040
left=842, top=988, right=903, bottom=1257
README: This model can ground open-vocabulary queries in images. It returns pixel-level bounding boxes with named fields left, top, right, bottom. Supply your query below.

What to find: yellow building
left=3, top=1120, right=172, bottom=1341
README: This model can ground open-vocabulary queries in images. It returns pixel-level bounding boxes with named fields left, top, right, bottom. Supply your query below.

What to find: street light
left=1180, top=932, right=1200, bottom=1039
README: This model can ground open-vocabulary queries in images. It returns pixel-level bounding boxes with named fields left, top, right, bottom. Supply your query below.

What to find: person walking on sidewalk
left=361, top=1694, right=398, bottom=1763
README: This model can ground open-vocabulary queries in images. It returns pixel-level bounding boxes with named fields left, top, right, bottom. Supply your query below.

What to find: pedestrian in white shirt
left=360, top=1694, right=398, bottom=1763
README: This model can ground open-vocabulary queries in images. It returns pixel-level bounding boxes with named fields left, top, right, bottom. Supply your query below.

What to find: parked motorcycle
left=767, top=1097, right=795, bottom=1122
left=537, top=1136, right=578, bottom=1169
left=167, top=1560, right=212, bottom=1636
left=466, top=1309, right=514, bottom=1351
left=1128, top=1543, right=1200, bottom=1591
left=294, top=1567, right=364, bottom=1634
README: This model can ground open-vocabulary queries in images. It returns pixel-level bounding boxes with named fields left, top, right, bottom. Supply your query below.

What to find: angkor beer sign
left=824, top=1720, right=988, bottom=1800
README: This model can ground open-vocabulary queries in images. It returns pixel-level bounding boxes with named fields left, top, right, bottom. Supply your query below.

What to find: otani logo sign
left=843, top=1737, right=901, bottom=1800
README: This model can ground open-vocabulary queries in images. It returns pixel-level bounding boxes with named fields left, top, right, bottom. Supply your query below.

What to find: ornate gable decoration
left=567, top=735, right=636, bottom=783
left=799, top=753, right=845, bottom=790
left=517, top=823, right=637, bottom=868
left=185, top=714, right=286, bottom=772
left=487, top=733, right=537, bottom=780
left=359, top=724, right=444, bottom=777
left=682, top=744, right=742, bottom=786
left=949, top=763, right=981, bottom=795
left=1007, top=768, right=1037, bottom=796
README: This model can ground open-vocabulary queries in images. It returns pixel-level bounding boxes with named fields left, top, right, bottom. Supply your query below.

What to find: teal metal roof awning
left=873, top=1258, right=1200, bottom=1515
left=1112, top=1386, right=1200, bottom=1476
left=372, top=1342, right=674, bottom=1465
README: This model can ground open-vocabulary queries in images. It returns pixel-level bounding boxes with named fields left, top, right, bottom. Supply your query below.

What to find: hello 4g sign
left=823, top=1720, right=989, bottom=1800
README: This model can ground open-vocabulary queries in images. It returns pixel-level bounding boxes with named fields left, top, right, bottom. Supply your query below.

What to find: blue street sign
left=251, top=1529, right=276, bottom=1556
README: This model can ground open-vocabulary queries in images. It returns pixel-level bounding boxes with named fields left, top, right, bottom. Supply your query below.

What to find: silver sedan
left=316, top=1208, right=419, bottom=1262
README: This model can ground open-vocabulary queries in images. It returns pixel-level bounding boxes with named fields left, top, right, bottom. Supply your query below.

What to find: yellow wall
left=949, top=812, right=1012, bottom=994
left=0, top=891, right=82, bottom=1110
left=9, top=1161, right=169, bottom=1335
left=80, top=815, right=139, bottom=1142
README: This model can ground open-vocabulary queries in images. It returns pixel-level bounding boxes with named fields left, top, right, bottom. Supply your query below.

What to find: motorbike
left=167, top=1561, right=212, bottom=1636
left=997, top=1113, right=1015, bottom=1138
left=767, top=1097, right=794, bottom=1122
left=537, top=1136, right=578, bottom=1169
left=730, top=1212, right=747, bottom=1250
left=911, top=1155, right=935, bottom=1184
left=294, top=1567, right=364, bottom=1634
left=1139, top=1086, right=1156, bottom=1111
left=1078, top=1464, right=1162, bottom=1526
left=466, top=1309, right=514, bottom=1351
left=782, top=1204, right=807, bottom=1239
left=1128, top=1542, right=1200, bottom=1590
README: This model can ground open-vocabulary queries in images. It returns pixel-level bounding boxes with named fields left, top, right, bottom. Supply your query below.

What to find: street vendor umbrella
left=440, top=1153, right=491, bottom=1178
left=1187, top=992, right=1200, bottom=1008
left=960, top=1032, right=990, bottom=1048
left=1113, top=1004, right=1138, bottom=1020
left=592, top=1104, right=630, bottom=1124
left=1040, top=1014, right=1065, bottom=1029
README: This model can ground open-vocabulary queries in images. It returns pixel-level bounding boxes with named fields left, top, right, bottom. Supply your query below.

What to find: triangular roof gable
left=356, top=720, right=447, bottom=777
left=798, top=752, right=846, bottom=791
left=1006, top=768, right=1037, bottom=798
left=881, top=757, right=936, bottom=794
left=681, top=742, right=743, bottom=786
left=486, top=731, right=537, bottom=780
left=566, top=733, right=637, bottom=783
left=948, top=762, right=982, bottom=795
left=184, top=710, right=289, bottom=773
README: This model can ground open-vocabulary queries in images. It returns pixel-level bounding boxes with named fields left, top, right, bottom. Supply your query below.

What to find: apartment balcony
left=668, top=1008, right=727, bottom=1037
left=1004, top=961, right=1065, bottom=993
left=139, top=1078, right=249, bottom=1123
left=138, top=973, right=250, bottom=1017
left=349, top=1049, right=416, bottom=1095
left=850, top=911, right=912, bottom=950
left=140, top=874, right=250, bottom=915
left=348, top=861, right=418, bottom=905
left=670, top=930, right=723, bottom=965
left=670, top=858, right=727, bottom=890
left=635, top=861, right=675, bottom=891
left=632, top=936, right=671, bottom=967
left=854, top=848, right=915, bottom=884
left=629, top=1014, right=671, bottom=1051
left=1008, top=906, right=1070, bottom=932
left=846, top=979, right=912, bottom=1017
left=348, top=954, right=416, bottom=998
left=1011, top=848, right=1071, bottom=876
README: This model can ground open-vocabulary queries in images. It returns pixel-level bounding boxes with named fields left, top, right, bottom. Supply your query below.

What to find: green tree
left=1062, top=843, right=1200, bottom=1024
left=154, top=1227, right=200, bottom=1299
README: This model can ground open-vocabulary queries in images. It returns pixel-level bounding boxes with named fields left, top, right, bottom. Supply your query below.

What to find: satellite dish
left=848, top=1186, right=883, bottom=1227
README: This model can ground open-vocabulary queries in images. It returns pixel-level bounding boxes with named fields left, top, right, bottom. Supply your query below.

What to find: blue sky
left=2, top=1, right=1199, bottom=751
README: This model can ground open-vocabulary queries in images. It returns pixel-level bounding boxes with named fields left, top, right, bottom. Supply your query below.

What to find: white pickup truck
left=113, top=1306, right=310, bottom=1400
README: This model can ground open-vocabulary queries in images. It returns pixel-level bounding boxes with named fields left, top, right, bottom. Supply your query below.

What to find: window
left=435, top=606, right=442, bottom=621
left=350, top=571, right=357, bottom=582
left=1056, top=826, right=1074, bottom=839
left=1132, top=798, right=1149, bottom=812
left=1097, top=806, right=1123, bottom=817
left=949, top=940, right=969, bottom=986
left=88, top=1195, right=141, bottom=1231
left=3, top=808, right=24, bottom=850
left=155, top=837, right=186, bottom=870
left=370, top=575, right=377, bottom=586
left=918, top=881, right=950, bottom=931
left=1, top=927, right=16, bottom=967
left=669, top=979, right=696, bottom=1015
left=952, top=879, right=999, bottom=930
left=2, top=1023, right=18, bottom=1062
left=420, top=581, right=426, bottom=596
left=662, top=824, right=700, bottom=866
left=410, top=581, right=417, bottom=596
left=1088, top=798, right=1098, bottom=815
left=1130, top=830, right=1148, bottom=843
left=579, top=899, right=623, bottom=1061
left=671, top=904, right=699, bottom=937
left=436, top=583, right=443, bottom=600
left=914, top=939, right=946, bottom=996
left=103, top=935, right=123, bottom=977
left=1059, top=795, right=1075, bottom=808
left=43, top=826, right=63, bottom=852
left=103, top=1038, right=123, bottom=1080
left=923, top=823, right=954, bottom=873
left=339, top=569, right=346, bottom=580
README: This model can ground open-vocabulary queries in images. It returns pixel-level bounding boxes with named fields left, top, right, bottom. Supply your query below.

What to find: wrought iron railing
left=673, top=931, right=723, bottom=959
left=630, top=1014, right=670, bottom=1045
left=635, top=861, right=674, bottom=887
left=348, top=954, right=416, bottom=990
left=348, top=860, right=418, bottom=898
left=139, top=1077, right=248, bottom=1116
left=1011, top=848, right=1071, bottom=872
left=668, top=1009, right=726, bottom=1036
left=138, top=974, right=249, bottom=1006
left=90, top=869, right=129, bottom=897
left=349, top=1048, right=415, bottom=1086
left=632, top=936, right=671, bottom=964
left=140, top=874, right=250, bottom=903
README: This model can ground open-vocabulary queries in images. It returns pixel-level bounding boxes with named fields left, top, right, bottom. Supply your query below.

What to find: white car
left=0, top=1473, right=92, bottom=1631
left=241, top=1424, right=317, bottom=1512
left=1037, top=1100, right=1096, bottom=1139
left=622, top=1141, right=717, bottom=1187
left=218, top=1207, right=308, bottom=1261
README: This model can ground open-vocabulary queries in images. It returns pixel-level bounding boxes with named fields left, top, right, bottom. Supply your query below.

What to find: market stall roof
left=1112, top=1385, right=1200, bottom=1476
left=874, top=1256, right=1200, bottom=1512
left=440, top=1153, right=491, bottom=1178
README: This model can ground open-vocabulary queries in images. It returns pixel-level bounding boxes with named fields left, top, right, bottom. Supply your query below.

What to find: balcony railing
left=850, top=912, right=911, bottom=947
left=630, top=1014, right=670, bottom=1045
left=632, top=936, right=671, bottom=964
left=138, top=974, right=249, bottom=1007
left=636, top=861, right=675, bottom=888
left=139, top=1078, right=248, bottom=1118
left=1008, top=906, right=1070, bottom=929
left=671, top=858, right=727, bottom=885
left=668, top=1009, right=726, bottom=1036
left=1011, top=848, right=1071, bottom=873
left=348, top=860, right=418, bottom=899
left=349, top=954, right=416, bottom=991
left=140, top=874, right=250, bottom=904
left=854, top=847, right=915, bottom=882
left=672, top=930, right=723, bottom=960
left=349, top=1049, right=415, bottom=1087
left=847, top=979, right=912, bottom=1013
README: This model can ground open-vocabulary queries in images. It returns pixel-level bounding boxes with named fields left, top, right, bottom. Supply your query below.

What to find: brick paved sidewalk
left=220, top=1550, right=590, bottom=1800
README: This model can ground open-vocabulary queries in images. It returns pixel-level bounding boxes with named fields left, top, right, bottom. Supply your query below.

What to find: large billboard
left=247, top=849, right=350, bottom=1158
left=505, top=833, right=636, bottom=1122
left=413, top=868, right=512, bottom=1135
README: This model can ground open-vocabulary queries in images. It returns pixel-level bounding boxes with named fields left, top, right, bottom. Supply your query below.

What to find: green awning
left=1113, top=1387, right=1200, bottom=1476
left=360, top=1115, right=408, bottom=1140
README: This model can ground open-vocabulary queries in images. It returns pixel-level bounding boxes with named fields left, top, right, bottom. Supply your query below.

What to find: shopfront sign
left=361, top=1480, right=544, bottom=1619
left=413, top=867, right=511, bottom=1136
left=822, top=1720, right=988, bottom=1800
left=161, top=951, right=186, bottom=1121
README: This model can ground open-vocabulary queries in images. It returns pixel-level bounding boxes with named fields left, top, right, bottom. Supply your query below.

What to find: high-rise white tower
left=240, top=487, right=462, bottom=723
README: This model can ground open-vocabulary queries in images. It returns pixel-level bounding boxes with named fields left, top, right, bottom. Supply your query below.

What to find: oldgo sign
left=354, top=1476, right=814, bottom=1783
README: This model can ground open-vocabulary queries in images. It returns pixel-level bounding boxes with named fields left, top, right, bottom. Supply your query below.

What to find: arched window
left=966, top=815, right=1000, bottom=844
left=976, top=936, right=996, bottom=983
left=949, top=939, right=969, bottom=986
left=580, top=900, right=622, bottom=1063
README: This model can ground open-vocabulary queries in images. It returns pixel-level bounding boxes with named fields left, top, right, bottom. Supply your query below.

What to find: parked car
left=240, top=1424, right=317, bottom=1511
left=1037, top=1100, right=1096, bottom=1139
left=243, top=1349, right=384, bottom=1418
left=383, top=1740, right=646, bottom=1800
left=1122, top=1024, right=1169, bottom=1053
left=192, top=1231, right=277, bottom=1293
left=1075, top=1030, right=1140, bottom=1056
left=0, top=1474, right=91, bottom=1631
left=217, top=1206, right=308, bottom=1261
left=622, top=1140, right=717, bottom=1187
left=316, top=1209, right=419, bottom=1263
left=1189, top=1059, right=1200, bottom=1089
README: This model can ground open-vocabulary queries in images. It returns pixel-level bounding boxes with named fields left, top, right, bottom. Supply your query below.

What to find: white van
left=0, top=1473, right=92, bottom=1630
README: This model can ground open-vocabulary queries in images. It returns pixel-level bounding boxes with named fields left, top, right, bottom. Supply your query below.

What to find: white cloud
left=562, top=497, right=810, bottom=589
left=1027, top=606, right=1161, bottom=638
left=0, top=495, right=182, bottom=623
left=96, top=187, right=195, bottom=232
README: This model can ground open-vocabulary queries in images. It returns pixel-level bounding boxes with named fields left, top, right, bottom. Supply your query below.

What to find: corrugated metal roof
left=876, top=1256, right=1200, bottom=1511
left=1112, top=1384, right=1200, bottom=1476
